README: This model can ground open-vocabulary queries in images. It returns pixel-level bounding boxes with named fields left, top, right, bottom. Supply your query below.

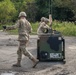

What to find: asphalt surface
left=0, top=30, right=76, bottom=75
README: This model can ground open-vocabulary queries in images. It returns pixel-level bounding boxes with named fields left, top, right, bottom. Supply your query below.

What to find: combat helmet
left=19, top=11, right=27, bottom=17
left=41, top=17, right=49, bottom=23
left=41, top=17, right=45, bottom=22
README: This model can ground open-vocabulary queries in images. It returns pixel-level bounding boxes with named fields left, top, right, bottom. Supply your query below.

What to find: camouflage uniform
left=37, top=17, right=50, bottom=34
left=6, top=12, right=39, bottom=68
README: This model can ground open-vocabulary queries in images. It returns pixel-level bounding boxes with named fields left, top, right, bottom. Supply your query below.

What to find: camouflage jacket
left=37, top=22, right=49, bottom=34
left=6, top=18, right=32, bottom=41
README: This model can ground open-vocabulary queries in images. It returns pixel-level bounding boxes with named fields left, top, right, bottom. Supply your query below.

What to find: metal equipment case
left=37, top=29, right=65, bottom=62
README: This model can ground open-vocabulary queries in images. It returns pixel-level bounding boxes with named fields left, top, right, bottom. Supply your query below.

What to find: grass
left=52, top=21, right=76, bottom=36
left=0, top=21, right=76, bottom=36
left=31, top=22, right=39, bottom=35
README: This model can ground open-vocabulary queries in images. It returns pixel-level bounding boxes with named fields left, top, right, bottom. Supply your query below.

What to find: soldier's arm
left=37, top=23, right=44, bottom=34
left=4, top=21, right=19, bottom=30
left=49, top=14, right=52, bottom=28
left=45, top=24, right=50, bottom=28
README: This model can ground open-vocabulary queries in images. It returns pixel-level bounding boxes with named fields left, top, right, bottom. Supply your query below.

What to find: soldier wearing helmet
left=3, top=11, right=39, bottom=68
left=41, top=17, right=49, bottom=24
left=37, top=17, right=50, bottom=34
left=19, top=11, right=27, bottom=17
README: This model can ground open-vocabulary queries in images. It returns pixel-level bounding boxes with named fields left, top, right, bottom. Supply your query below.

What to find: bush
left=31, top=22, right=39, bottom=34
left=52, top=21, right=76, bottom=36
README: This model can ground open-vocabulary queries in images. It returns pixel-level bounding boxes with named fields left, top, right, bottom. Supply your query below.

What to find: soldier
left=3, top=11, right=39, bottom=68
left=37, top=17, right=50, bottom=34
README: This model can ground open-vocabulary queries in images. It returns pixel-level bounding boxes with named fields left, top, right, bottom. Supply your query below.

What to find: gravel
left=0, top=30, right=76, bottom=75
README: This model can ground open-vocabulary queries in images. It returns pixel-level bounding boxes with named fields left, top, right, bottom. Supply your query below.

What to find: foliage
left=52, top=20, right=76, bottom=36
left=35, top=0, right=50, bottom=20
left=36, top=0, right=76, bottom=21
left=11, top=0, right=37, bottom=22
left=31, top=22, right=39, bottom=34
left=53, top=0, right=76, bottom=21
left=0, top=0, right=17, bottom=24
left=0, top=0, right=76, bottom=23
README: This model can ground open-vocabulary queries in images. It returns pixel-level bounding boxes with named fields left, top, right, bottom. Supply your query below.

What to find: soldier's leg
left=13, top=46, right=22, bottom=67
left=22, top=45, right=39, bottom=68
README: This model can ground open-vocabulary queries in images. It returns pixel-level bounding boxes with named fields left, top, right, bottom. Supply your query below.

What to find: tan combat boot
left=12, top=60, right=21, bottom=67
left=31, top=57, right=39, bottom=68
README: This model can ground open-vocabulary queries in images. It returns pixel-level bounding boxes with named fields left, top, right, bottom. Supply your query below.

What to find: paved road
left=0, top=30, right=76, bottom=75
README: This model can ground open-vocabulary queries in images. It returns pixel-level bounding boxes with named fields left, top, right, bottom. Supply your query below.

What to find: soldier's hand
left=2, top=25, right=7, bottom=29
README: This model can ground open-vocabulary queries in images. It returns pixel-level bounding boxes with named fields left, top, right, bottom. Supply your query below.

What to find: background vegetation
left=0, top=0, right=76, bottom=36
left=0, top=0, right=76, bottom=23
left=5, top=22, right=76, bottom=36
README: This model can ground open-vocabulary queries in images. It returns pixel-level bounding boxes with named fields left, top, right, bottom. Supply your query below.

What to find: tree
left=35, top=0, right=50, bottom=21
left=11, top=0, right=36, bottom=22
left=0, top=0, right=17, bottom=24
left=36, top=0, right=76, bottom=21
left=53, top=0, right=76, bottom=21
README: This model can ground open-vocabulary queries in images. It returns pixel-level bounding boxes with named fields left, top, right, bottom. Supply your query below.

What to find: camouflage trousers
left=17, top=40, right=33, bottom=61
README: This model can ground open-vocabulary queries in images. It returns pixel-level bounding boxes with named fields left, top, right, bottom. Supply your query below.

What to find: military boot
left=31, top=57, right=39, bottom=68
left=12, top=60, right=21, bottom=67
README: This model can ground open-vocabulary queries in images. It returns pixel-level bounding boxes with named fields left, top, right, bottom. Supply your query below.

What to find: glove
left=2, top=25, right=7, bottom=29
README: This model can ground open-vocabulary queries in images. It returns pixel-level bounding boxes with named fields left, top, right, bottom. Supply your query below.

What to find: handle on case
left=62, top=38, right=65, bottom=59
left=37, top=39, right=40, bottom=60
